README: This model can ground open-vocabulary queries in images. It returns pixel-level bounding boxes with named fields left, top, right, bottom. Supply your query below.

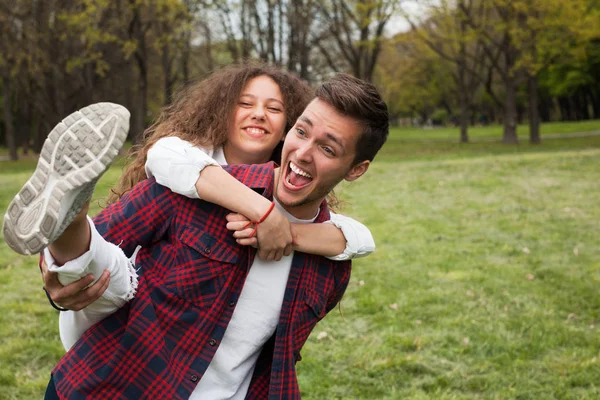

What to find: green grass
left=1, top=126, right=600, bottom=399
left=390, top=119, right=600, bottom=142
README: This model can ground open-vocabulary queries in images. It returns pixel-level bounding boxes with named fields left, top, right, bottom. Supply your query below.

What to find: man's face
left=275, top=98, right=370, bottom=219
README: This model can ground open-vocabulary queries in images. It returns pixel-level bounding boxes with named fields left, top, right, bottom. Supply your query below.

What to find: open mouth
left=284, top=161, right=313, bottom=190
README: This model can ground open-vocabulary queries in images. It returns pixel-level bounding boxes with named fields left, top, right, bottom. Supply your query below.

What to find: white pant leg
left=44, top=216, right=138, bottom=350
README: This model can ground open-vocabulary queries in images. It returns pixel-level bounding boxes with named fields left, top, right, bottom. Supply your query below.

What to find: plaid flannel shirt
left=52, top=162, right=351, bottom=400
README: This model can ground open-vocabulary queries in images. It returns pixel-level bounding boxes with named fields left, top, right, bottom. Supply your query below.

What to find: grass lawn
left=0, top=124, right=599, bottom=399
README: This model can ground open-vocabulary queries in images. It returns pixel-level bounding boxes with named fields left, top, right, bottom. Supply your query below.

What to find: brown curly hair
left=107, top=63, right=313, bottom=203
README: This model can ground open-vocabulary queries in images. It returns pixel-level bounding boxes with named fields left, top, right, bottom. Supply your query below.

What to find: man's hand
left=40, top=259, right=110, bottom=311
left=226, top=212, right=293, bottom=261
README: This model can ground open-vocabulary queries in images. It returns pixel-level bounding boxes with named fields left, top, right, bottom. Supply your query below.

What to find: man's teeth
left=289, top=162, right=312, bottom=178
left=246, top=127, right=266, bottom=135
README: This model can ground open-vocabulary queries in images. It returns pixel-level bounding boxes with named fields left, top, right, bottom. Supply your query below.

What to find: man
left=36, top=73, right=388, bottom=399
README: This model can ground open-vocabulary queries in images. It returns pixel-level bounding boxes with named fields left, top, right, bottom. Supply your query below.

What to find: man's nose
left=295, top=141, right=313, bottom=162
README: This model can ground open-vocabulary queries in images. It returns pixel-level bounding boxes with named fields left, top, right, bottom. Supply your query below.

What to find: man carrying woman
left=4, top=65, right=388, bottom=399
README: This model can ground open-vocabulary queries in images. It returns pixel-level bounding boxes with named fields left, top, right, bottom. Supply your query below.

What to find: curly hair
left=107, top=63, right=313, bottom=203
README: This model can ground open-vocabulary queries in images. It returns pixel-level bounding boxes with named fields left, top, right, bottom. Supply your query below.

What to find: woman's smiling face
left=224, top=75, right=287, bottom=165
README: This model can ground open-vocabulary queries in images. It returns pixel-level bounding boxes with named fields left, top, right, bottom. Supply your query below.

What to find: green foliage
left=375, top=35, right=456, bottom=119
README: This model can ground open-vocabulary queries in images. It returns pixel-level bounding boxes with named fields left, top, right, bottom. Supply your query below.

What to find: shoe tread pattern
left=2, top=103, right=129, bottom=255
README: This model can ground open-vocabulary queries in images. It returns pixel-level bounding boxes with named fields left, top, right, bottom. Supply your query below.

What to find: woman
left=9, top=64, right=374, bottom=347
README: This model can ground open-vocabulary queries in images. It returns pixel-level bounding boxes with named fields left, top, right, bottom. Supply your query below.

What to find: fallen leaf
left=415, top=320, right=422, bottom=325
left=522, top=247, right=531, bottom=254
left=462, top=337, right=470, bottom=346
left=573, top=248, right=579, bottom=256
left=466, top=290, right=474, bottom=297
left=389, top=303, right=398, bottom=310
left=567, top=313, right=577, bottom=320
left=526, top=273, right=534, bottom=280
left=358, top=280, right=365, bottom=286
left=316, top=332, right=328, bottom=340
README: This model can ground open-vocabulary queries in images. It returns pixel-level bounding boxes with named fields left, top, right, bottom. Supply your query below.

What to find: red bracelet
left=242, top=201, right=276, bottom=237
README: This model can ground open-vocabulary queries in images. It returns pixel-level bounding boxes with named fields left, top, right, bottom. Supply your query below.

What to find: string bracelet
left=43, top=287, right=69, bottom=312
left=242, top=201, right=276, bottom=237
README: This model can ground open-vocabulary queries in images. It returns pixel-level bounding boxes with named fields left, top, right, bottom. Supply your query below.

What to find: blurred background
left=1, top=1, right=600, bottom=399
left=1, top=0, right=599, bottom=157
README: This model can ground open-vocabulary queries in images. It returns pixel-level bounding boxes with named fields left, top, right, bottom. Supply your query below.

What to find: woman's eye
left=268, top=107, right=282, bottom=112
left=239, top=102, right=252, bottom=107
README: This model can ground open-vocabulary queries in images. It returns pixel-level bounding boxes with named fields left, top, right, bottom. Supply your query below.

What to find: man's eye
left=322, top=146, right=335, bottom=156
left=296, top=128, right=306, bottom=136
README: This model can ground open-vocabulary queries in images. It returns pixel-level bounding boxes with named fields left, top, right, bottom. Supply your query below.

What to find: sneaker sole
left=2, top=103, right=130, bottom=255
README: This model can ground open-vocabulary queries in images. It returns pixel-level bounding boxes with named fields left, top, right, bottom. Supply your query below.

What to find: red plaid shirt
left=52, top=162, right=351, bottom=400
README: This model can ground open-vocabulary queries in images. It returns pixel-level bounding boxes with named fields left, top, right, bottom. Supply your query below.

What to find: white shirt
left=192, top=201, right=316, bottom=399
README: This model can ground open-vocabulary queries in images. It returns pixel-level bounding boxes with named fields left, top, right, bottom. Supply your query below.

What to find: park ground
left=0, top=121, right=599, bottom=399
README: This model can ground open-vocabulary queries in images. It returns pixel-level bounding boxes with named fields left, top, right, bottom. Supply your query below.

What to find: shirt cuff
left=44, top=244, right=95, bottom=287
left=324, top=213, right=375, bottom=261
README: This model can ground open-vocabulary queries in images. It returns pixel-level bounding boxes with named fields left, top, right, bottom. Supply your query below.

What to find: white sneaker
left=2, top=103, right=130, bottom=255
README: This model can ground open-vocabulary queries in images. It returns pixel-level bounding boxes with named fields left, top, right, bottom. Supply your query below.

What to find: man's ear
left=344, top=160, right=370, bottom=182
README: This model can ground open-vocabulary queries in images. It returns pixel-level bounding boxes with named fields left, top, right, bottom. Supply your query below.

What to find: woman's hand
left=226, top=211, right=293, bottom=261
left=40, top=259, right=110, bottom=311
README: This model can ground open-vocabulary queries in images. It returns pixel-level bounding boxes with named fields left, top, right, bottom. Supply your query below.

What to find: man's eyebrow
left=298, top=115, right=313, bottom=127
left=326, top=133, right=345, bottom=151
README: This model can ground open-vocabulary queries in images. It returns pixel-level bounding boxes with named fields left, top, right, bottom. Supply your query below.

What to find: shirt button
left=209, top=339, right=218, bottom=346
left=204, top=247, right=211, bottom=254
left=228, top=301, right=236, bottom=307
left=190, top=375, right=198, bottom=382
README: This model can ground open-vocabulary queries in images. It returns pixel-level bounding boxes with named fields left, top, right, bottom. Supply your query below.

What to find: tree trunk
left=503, top=79, right=519, bottom=144
left=528, top=74, right=541, bottom=144
left=579, top=89, right=590, bottom=120
left=457, top=67, right=470, bottom=143
left=162, top=42, right=173, bottom=105
left=2, top=75, right=18, bottom=160
left=132, top=68, right=148, bottom=144
left=589, top=88, right=600, bottom=119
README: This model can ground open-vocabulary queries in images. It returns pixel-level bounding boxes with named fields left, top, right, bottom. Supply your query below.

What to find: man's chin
left=274, top=191, right=305, bottom=209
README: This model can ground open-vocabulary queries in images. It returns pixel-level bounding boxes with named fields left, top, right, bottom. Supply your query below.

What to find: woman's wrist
left=247, top=192, right=275, bottom=222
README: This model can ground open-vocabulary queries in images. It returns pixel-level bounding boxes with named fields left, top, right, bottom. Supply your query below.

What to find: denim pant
left=44, top=376, right=60, bottom=400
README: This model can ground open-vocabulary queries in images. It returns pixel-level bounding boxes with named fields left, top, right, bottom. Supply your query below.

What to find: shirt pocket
left=292, top=288, right=329, bottom=357
left=165, top=226, right=238, bottom=308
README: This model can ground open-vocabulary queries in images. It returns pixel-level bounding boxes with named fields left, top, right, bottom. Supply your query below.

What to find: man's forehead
left=299, top=99, right=362, bottom=144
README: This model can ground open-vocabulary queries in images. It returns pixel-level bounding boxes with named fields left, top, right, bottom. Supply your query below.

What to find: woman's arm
left=146, top=137, right=293, bottom=261
left=227, top=212, right=376, bottom=260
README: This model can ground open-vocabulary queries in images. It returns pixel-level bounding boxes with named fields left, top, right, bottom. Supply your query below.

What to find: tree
left=315, top=0, right=401, bottom=82
left=376, top=33, right=456, bottom=124
left=514, top=0, right=599, bottom=143
left=403, top=0, right=488, bottom=143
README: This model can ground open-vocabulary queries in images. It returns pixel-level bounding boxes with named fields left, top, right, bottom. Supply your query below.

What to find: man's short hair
left=315, top=73, right=389, bottom=165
